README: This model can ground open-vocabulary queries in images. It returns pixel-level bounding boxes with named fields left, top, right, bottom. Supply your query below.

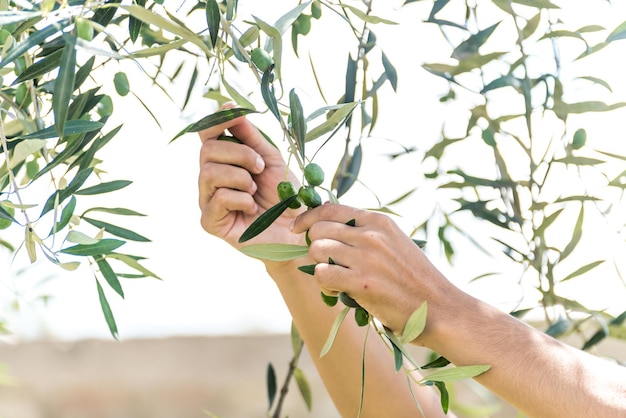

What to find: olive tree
left=1, top=0, right=625, bottom=416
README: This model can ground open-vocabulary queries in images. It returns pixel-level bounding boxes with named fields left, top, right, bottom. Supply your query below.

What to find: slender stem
left=271, top=338, right=305, bottom=418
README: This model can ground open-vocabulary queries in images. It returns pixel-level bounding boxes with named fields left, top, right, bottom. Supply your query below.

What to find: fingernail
left=255, top=156, right=265, bottom=173
left=251, top=181, right=258, bottom=194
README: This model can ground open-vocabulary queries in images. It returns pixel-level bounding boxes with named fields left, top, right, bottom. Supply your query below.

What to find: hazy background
left=0, top=0, right=625, bottom=345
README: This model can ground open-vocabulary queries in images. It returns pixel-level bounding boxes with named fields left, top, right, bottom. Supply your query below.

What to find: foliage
left=1, top=0, right=625, bottom=416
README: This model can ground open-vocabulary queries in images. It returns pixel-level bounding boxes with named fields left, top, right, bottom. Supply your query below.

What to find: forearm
left=425, top=288, right=626, bottom=418
left=266, top=260, right=451, bottom=418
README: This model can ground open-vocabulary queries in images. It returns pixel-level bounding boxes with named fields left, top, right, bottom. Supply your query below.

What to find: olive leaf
left=0, top=20, right=68, bottom=70
left=294, top=368, right=312, bottom=411
left=434, top=381, right=450, bottom=414
left=129, top=0, right=146, bottom=43
left=422, top=356, right=451, bottom=370
left=320, top=306, right=350, bottom=358
left=419, top=364, right=491, bottom=384
left=205, top=0, right=221, bottom=48
left=261, top=65, right=281, bottom=121
left=96, top=279, right=118, bottom=340
left=266, top=362, right=277, bottom=410
left=289, top=89, right=306, bottom=161
left=239, top=243, right=309, bottom=261
left=401, top=301, right=427, bottom=344
left=97, top=258, right=124, bottom=298
left=82, top=217, right=150, bottom=242
left=239, top=195, right=298, bottom=243
left=60, top=239, right=125, bottom=256
left=53, top=32, right=77, bottom=138
left=170, top=108, right=257, bottom=142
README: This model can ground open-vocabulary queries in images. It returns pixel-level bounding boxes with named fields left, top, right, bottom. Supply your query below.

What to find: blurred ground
left=0, top=334, right=622, bottom=418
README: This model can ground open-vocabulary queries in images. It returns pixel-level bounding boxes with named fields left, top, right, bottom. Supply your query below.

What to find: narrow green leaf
left=289, top=89, right=306, bottom=161
left=106, top=253, right=160, bottom=279
left=92, top=0, right=122, bottom=26
left=383, top=326, right=421, bottom=370
left=82, top=217, right=150, bottom=242
left=266, top=363, right=277, bottom=410
left=420, top=364, right=491, bottom=384
left=16, top=120, right=104, bottom=140
left=239, top=243, right=309, bottom=261
left=341, top=4, right=397, bottom=24
left=294, top=368, right=312, bottom=411
left=297, top=264, right=316, bottom=275
left=532, top=208, right=563, bottom=239
left=451, top=22, right=500, bottom=60
left=560, top=205, right=583, bottom=261
left=13, top=48, right=63, bottom=84
left=53, top=33, right=77, bottom=138
left=401, top=302, right=427, bottom=344
left=170, top=108, right=257, bottom=143
left=48, top=195, right=76, bottom=237
left=606, top=21, right=626, bottom=42
left=239, top=196, right=297, bottom=243
left=320, top=306, right=350, bottom=358
left=206, top=0, right=220, bottom=48
left=553, top=156, right=605, bottom=165
left=381, top=51, right=397, bottom=91
left=60, top=238, right=125, bottom=256
left=128, top=0, right=146, bottom=43
left=221, top=75, right=255, bottom=110
left=562, top=260, right=605, bottom=282
left=96, top=279, right=119, bottom=339
left=335, top=143, right=362, bottom=198
left=121, top=5, right=211, bottom=57
left=40, top=167, right=93, bottom=217
left=11, top=139, right=46, bottom=167
left=422, top=356, right=450, bottom=370
left=261, top=66, right=280, bottom=121
left=0, top=10, right=42, bottom=25
left=97, top=258, right=124, bottom=298
left=82, top=207, right=146, bottom=217
left=75, top=180, right=132, bottom=195
left=305, top=102, right=358, bottom=142
left=434, top=381, right=449, bottom=414
left=0, top=20, right=68, bottom=70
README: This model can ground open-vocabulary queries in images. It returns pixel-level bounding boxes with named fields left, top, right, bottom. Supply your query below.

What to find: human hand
left=291, top=203, right=455, bottom=343
left=198, top=106, right=304, bottom=250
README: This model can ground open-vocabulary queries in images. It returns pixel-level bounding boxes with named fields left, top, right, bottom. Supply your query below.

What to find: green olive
left=251, top=47, right=274, bottom=72
left=277, top=181, right=302, bottom=209
left=311, top=1, right=322, bottom=19
left=15, top=83, right=30, bottom=108
left=572, top=128, right=586, bottom=150
left=76, top=18, right=94, bottom=41
left=0, top=202, right=15, bottom=230
left=354, top=307, right=369, bottom=327
left=339, top=292, right=362, bottom=309
left=321, top=292, right=338, bottom=307
left=298, top=185, right=321, bottom=208
left=304, top=162, right=324, bottom=187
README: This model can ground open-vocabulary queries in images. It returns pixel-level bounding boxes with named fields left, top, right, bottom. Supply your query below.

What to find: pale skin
left=198, top=111, right=626, bottom=418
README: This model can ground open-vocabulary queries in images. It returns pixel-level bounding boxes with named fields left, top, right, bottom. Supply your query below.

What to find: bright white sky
left=1, top=0, right=625, bottom=341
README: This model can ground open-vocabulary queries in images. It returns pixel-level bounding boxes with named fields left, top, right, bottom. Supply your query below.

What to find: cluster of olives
left=276, top=162, right=325, bottom=210
left=278, top=164, right=370, bottom=326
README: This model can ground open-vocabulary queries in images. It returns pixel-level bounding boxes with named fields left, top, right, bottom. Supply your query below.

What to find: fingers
left=197, top=104, right=278, bottom=161
left=200, top=188, right=257, bottom=234
left=292, top=204, right=364, bottom=234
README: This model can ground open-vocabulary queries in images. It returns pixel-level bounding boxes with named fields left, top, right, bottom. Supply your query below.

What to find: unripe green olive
left=354, top=307, right=369, bottom=326
left=76, top=18, right=94, bottom=41
left=339, top=292, right=362, bottom=309
left=321, top=292, right=338, bottom=307
left=311, top=1, right=322, bottom=19
left=0, top=202, right=15, bottom=230
left=15, top=83, right=30, bottom=108
left=572, top=128, right=586, bottom=150
left=277, top=181, right=302, bottom=209
left=298, top=185, right=321, bottom=208
left=304, top=162, right=324, bottom=186
left=251, top=47, right=273, bottom=72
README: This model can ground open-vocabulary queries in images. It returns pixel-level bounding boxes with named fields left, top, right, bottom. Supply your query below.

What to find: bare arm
left=197, top=112, right=450, bottom=417
left=292, top=203, right=626, bottom=418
